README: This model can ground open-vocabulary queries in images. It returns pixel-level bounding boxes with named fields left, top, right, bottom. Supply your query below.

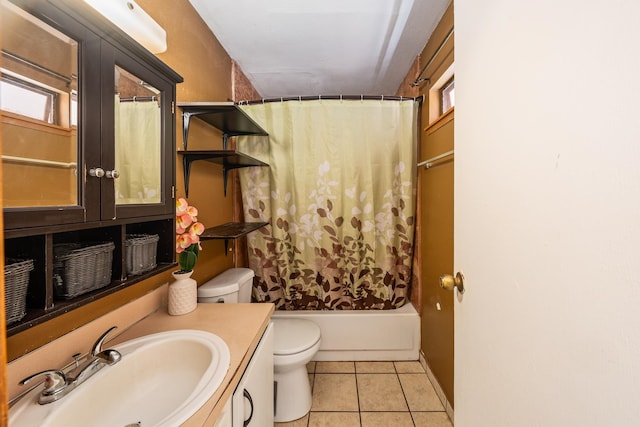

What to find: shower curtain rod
left=237, top=94, right=423, bottom=105
left=409, top=26, right=454, bottom=88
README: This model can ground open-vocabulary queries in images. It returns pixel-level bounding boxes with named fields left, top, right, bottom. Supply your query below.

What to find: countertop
left=111, top=302, right=275, bottom=426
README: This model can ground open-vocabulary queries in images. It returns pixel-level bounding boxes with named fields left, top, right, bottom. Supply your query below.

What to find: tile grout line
left=353, top=362, right=363, bottom=427
left=395, top=361, right=419, bottom=427
left=306, top=365, right=313, bottom=427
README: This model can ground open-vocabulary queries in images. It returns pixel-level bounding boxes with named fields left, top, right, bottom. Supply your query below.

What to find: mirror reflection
left=114, top=65, right=162, bottom=205
left=1, top=0, right=78, bottom=208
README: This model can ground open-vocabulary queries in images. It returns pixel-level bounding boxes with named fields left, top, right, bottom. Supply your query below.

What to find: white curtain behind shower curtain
left=114, top=96, right=161, bottom=204
left=238, top=99, right=418, bottom=310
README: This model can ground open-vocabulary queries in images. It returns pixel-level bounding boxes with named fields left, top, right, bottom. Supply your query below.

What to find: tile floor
left=275, top=361, right=453, bottom=427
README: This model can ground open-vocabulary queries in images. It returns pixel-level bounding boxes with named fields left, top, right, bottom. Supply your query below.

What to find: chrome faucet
left=19, top=326, right=122, bottom=404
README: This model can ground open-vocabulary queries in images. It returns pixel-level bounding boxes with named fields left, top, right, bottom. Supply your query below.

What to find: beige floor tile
left=315, top=361, right=355, bottom=373
left=355, top=361, right=396, bottom=373
left=274, top=413, right=309, bottom=427
left=394, top=360, right=425, bottom=373
left=308, top=412, right=360, bottom=427
left=357, top=373, right=408, bottom=412
left=309, top=373, right=314, bottom=391
left=412, top=411, right=453, bottom=427
left=311, top=374, right=359, bottom=411
left=361, top=412, right=414, bottom=427
left=307, top=361, right=316, bottom=373
left=398, top=373, right=444, bottom=411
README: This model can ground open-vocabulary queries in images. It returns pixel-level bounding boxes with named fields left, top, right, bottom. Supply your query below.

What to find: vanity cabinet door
left=233, top=323, right=274, bottom=427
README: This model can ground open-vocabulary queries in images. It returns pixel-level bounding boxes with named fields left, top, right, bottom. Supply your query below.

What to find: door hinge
left=171, top=185, right=175, bottom=199
left=171, top=101, right=175, bottom=114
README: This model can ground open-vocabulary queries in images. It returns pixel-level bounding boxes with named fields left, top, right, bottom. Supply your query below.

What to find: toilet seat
left=272, top=318, right=321, bottom=355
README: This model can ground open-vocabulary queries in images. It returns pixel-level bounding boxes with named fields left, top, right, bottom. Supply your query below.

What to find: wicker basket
left=4, top=259, right=34, bottom=325
left=53, top=242, right=115, bottom=299
left=126, top=234, right=159, bottom=275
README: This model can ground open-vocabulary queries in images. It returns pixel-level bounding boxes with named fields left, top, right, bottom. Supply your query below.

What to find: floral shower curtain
left=238, top=99, right=418, bottom=310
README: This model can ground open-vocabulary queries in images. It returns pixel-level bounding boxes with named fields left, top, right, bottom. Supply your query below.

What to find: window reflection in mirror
left=114, top=65, right=162, bottom=205
left=1, top=0, right=78, bottom=208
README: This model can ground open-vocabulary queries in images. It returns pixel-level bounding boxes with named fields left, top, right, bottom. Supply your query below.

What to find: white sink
left=10, top=329, right=231, bottom=427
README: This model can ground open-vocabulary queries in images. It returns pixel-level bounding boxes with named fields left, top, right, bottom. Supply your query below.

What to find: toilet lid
left=272, top=318, right=321, bottom=355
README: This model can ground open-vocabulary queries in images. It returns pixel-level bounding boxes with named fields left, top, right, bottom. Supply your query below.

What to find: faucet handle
left=20, top=370, right=68, bottom=395
left=92, top=326, right=118, bottom=356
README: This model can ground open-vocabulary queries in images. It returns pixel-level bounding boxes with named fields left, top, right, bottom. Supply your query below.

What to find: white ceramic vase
left=168, top=270, right=197, bottom=315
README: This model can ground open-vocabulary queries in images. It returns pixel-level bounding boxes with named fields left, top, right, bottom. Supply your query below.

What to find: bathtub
left=270, top=303, right=420, bottom=361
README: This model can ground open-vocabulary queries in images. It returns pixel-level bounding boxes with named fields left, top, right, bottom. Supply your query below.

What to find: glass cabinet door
left=1, top=0, right=88, bottom=228
left=114, top=65, right=162, bottom=205
left=105, top=47, right=175, bottom=220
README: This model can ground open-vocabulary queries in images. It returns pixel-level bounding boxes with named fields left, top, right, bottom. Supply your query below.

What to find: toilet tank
left=197, top=268, right=255, bottom=304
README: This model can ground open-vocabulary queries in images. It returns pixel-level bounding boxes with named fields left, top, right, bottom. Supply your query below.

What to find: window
left=0, top=74, right=57, bottom=124
left=441, top=77, right=455, bottom=114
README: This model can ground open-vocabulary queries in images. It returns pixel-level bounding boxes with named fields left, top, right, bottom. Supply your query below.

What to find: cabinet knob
left=105, top=169, right=120, bottom=179
left=88, top=167, right=105, bottom=178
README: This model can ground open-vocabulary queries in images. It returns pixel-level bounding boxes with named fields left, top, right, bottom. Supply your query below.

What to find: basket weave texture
left=126, top=234, right=159, bottom=275
left=53, top=242, right=115, bottom=299
left=4, top=259, right=34, bottom=324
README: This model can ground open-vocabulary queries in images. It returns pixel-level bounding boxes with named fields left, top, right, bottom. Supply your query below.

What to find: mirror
left=1, top=0, right=79, bottom=208
left=114, top=65, right=162, bottom=205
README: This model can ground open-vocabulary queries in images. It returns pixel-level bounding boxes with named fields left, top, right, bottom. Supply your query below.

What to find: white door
left=454, top=1, right=640, bottom=426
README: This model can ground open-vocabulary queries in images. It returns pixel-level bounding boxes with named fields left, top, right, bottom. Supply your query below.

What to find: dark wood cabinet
left=2, top=0, right=183, bottom=335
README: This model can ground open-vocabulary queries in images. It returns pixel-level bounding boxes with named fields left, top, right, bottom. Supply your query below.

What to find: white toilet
left=197, top=268, right=321, bottom=422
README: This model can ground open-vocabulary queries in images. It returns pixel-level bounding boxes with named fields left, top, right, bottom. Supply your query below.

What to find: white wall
left=455, top=1, right=640, bottom=426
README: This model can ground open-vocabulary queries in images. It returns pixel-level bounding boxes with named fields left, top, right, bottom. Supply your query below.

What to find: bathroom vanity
left=7, top=287, right=275, bottom=426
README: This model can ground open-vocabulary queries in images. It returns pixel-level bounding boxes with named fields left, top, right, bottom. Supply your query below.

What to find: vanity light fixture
left=83, top=0, right=167, bottom=53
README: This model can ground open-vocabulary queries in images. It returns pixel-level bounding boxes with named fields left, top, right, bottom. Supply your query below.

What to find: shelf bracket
left=222, top=167, right=229, bottom=197
left=182, top=112, right=193, bottom=150
left=182, top=155, right=193, bottom=197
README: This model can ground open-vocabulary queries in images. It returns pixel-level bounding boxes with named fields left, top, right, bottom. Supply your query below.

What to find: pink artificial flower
left=177, top=212, right=193, bottom=229
left=176, top=197, right=189, bottom=214
left=186, top=205, right=198, bottom=217
left=190, top=221, right=205, bottom=236
left=176, top=233, right=193, bottom=249
left=175, top=198, right=205, bottom=271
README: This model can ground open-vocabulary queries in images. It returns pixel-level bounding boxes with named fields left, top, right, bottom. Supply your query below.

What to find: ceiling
left=188, top=0, right=450, bottom=99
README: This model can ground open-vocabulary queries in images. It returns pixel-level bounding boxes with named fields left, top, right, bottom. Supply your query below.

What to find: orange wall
left=396, top=1, right=455, bottom=406
left=138, top=0, right=237, bottom=284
